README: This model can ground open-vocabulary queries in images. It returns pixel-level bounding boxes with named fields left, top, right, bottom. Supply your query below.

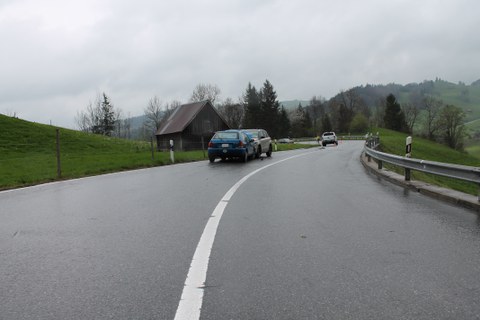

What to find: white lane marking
left=174, top=150, right=317, bottom=320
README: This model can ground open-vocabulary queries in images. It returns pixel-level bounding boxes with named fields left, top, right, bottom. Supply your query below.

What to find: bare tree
left=163, top=100, right=180, bottom=123
left=75, top=108, right=91, bottom=132
left=423, top=96, right=443, bottom=140
left=190, top=83, right=221, bottom=105
left=168, top=100, right=182, bottom=109
left=339, top=88, right=368, bottom=116
left=372, top=97, right=386, bottom=128
left=307, top=96, right=325, bottom=134
left=144, top=96, right=164, bottom=133
left=217, top=97, right=244, bottom=128
left=114, top=108, right=124, bottom=138
left=112, top=109, right=133, bottom=139
left=331, top=89, right=368, bottom=133
left=120, top=113, right=132, bottom=139
left=3, top=109, right=18, bottom=118
left=75, top=100, right=101, bottom=132
left=402, top=102, right=419, bottom=134
left=143, top=97, right=179, bottom=137
left=438, top=104, right=466, bottom=150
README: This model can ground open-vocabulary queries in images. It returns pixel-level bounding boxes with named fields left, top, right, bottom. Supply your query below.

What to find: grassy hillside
left=464, top=119, right=480, bottom=157
left=429, top=80, right=480, bottom=120
left=0, top=114, right=316, bottom=190
left=351, top=79, right=480, bottom=122
left=375, top=128, right=480, bottom=195
left=0, top=115, right=208, bottom=189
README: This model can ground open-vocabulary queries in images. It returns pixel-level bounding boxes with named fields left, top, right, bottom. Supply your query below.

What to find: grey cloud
left=1, top=0, right=479, bottom=128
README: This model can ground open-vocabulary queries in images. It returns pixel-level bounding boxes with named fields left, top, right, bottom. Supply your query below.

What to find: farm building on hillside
left=156, top=100, right=230, bottom=151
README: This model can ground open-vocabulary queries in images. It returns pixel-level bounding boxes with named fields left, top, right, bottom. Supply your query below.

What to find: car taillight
left=208, top=142, right=213, bottom=148
left=238, top=141, right=244, bottom=147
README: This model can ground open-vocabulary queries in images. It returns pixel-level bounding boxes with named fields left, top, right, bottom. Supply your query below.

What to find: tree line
left=379, top=93, right=466, bottom=150
left=76, top=80, right=467, bottom=150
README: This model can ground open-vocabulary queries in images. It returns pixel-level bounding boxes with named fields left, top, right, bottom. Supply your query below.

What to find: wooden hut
left=155, top=100, right=230, bottom=151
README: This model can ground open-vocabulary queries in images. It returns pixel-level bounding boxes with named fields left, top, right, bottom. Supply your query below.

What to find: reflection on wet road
left=1, top=142, right=480, bottom=319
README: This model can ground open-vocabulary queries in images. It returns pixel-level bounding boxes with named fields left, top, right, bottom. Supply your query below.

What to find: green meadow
left=374, top=128, right=480, bottom=195
left=0, top=115, right=313, bottom=190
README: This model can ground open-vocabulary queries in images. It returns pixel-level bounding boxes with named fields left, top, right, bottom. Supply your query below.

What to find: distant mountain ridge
left=279, top=100, right=310, bottom=110
left=125, top=78, right=480, bottom=137
left=331, top=78, right=480, bottom=121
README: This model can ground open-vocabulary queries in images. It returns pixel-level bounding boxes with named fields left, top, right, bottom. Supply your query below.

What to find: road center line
left=174, top=150, right=317, bottom=320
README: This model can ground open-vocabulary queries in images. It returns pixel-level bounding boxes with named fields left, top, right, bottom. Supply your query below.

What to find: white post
left=406, top=136, right=412, bottom=158
left=170, top=139, right=175, bottom=163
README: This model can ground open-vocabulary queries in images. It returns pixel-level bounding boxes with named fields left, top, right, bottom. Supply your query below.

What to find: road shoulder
left=360, top=152, right=480, bottom=213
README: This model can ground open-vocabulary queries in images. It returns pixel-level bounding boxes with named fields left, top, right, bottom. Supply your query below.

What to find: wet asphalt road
left=1, top=141, right=480, bottom=319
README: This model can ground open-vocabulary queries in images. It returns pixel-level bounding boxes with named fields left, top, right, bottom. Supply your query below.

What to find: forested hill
left=336, top=79, right=480, bottom=121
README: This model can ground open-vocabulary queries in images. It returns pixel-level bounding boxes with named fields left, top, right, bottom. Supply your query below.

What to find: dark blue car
left=208, top=130, right=256, bottom=163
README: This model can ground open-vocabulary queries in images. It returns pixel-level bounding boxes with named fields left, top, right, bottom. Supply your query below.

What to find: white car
left=243, top=129, right=273, bottom=158
left=321, top=132, right=338, bottom=146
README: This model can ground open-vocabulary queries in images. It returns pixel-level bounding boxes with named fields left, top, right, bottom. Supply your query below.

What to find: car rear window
left=215, top=132, right=238, bottom=139
left=323, top=132, right=334, bottom=136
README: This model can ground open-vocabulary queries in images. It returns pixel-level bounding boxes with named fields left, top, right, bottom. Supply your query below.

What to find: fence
left=0, top=129, right=211, bottom=189
left=364, top=136, right=480, bottom=200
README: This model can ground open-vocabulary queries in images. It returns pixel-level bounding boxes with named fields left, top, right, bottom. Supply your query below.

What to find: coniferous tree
left=242, top=80, right=281, bottom=137
left=260, top=79, right=280, bottom=137
left=242, top=83, right=261, bottom=129
left=77, top=92, right=117, bottom=136
left=277, top=106, right=291, bottom=137
left=100, top=93, right=116, bottom=136
left=383, top=93, right=407, bottom=132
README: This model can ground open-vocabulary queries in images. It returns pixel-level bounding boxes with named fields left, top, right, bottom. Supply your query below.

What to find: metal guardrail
left=338, top=135, right=367, bottom=140
left=364, top=137, right=480, bottom=200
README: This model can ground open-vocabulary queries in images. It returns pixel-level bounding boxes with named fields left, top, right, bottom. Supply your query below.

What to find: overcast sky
left=1, top=0, right=479, bottom=128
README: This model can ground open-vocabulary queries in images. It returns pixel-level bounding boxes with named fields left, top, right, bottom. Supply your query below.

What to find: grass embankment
left=0, top=115, right=314, bottom=190
left=464, top=119, right=480, bottom=158
left=375, top=128, right=480, bottom=195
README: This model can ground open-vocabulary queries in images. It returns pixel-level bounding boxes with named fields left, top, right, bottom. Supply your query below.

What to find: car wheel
left=209, top=156, right=215, bottom=163
left=256, top=146, right=261, bottom=159
left=322, top=142, right=326, bottom=147
left=243, top=152, right=248, bottom=163
left=335, top=141, right=338, bottom=146
left=266, top=144, right=272, bottom=157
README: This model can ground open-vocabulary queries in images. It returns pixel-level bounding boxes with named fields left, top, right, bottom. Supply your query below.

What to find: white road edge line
left=174, top=150, right=316, bottom=320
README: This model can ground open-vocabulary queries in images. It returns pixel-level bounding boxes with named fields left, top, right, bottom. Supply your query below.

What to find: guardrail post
left=151, top=136, right=155, bottom=161
left=170, top=139, right=175, bottom=163
left=378, top=160, right=382, bottom=170
left=405, top=168, right=411, bottom=181
left=406, top=136, right=412, bottom=158
left=56, top=128, right=61, bottom=179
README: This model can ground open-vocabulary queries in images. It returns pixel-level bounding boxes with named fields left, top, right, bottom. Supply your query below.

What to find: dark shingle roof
left=156, top=101, right=210, bottom=135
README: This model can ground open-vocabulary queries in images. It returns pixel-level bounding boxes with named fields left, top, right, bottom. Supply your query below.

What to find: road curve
left=1, top=141, right=480, bottom=320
